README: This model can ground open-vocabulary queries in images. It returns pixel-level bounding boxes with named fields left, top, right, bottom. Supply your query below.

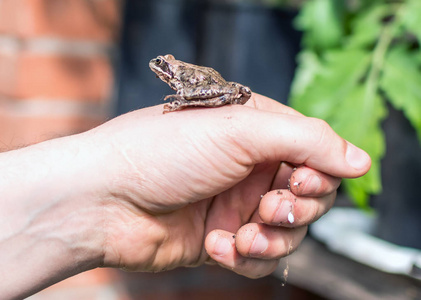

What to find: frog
left=149, top=54, right=252, bottom=113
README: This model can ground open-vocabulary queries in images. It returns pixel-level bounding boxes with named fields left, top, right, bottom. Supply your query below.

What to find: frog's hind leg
left=230, top=83, right=252, bottom=105
left=164, top=94, right=234, bottom=113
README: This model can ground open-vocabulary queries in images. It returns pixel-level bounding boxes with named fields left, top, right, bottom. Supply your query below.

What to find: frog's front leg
left=163, top=94, right=188, bottom=113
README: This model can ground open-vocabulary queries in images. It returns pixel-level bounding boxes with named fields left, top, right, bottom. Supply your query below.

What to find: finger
left=205, top=230, right=279, bottom=278
left=271, top=162, right=296, bottom=190
left=228, top=106, right=371, bottom=178
left=289, top=166, right=341, bottom=197
left=235, top=223, right=307, bottom=259
left=259, top=189, right=336, bottom=227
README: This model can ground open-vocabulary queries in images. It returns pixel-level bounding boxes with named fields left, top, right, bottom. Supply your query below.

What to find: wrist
left=0, top=134, right=106, bottom=298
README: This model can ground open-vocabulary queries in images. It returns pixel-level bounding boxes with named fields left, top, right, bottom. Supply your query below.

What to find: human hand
left=85, top=93, right=370, bottom=278
left=1, top=93, right=371, bottom=299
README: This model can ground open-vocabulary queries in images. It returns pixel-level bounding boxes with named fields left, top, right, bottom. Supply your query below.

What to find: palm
left=105, top=159, right=284, bottom=272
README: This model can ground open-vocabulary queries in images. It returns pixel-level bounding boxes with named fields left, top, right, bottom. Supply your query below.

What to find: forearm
left=0, top=135, right=105, bottom=299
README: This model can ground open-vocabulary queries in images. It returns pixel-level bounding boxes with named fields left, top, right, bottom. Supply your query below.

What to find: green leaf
left=295, top=0, right=345, bottom=50
left=289, top=50, right=322, bottom=99
left=346, top=4, right=391, bottom=49
left=399, top=0, right=421, bottom=45
left=290, top=49, right=386, bottom=207
left=414, top=49, right=421, bottom=65
left=328, top=86, right=387, bottom=206
left=289, top=0, right=421, bottom=207
left=289, top=49, right=371, bottom=120
left=329, top=86, right=386, bottom=158
left=381, top=46, right=421, bottom=143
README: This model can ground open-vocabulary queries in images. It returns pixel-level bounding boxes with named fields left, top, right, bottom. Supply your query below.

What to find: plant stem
left=365, top=23, right=393, bottom=103
left=362, top=5, right=398, bottom=130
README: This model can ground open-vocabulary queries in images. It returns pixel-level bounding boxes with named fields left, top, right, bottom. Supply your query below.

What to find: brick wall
left=0, top=0, right=121, bottom=149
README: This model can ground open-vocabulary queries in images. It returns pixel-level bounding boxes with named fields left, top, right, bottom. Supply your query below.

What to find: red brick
left=0, top=51, right=112, bottom=101
left=0, top=110, right=105, bottom=148
left=0, top=0, right=122, bottom=42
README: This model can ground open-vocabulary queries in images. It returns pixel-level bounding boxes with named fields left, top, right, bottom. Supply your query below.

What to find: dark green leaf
left=380, top=47, right=421, bottom=143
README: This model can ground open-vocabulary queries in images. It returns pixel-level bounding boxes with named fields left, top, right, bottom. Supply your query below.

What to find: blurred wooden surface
left=275, top=237, right=421, bottom=300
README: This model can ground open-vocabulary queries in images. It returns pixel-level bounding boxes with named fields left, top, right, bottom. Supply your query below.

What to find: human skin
left=0, top=94, right=370, bottom=299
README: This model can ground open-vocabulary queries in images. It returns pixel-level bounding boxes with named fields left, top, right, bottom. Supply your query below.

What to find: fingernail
left=345, top=141, right=370, bottom=170
left=273, top=200, right=293, bottom=224
left=293, top=174, right=322, bottom=195
left=214, top=237, right=231, bottom=256
left=250, top=233, right=268, bottom=255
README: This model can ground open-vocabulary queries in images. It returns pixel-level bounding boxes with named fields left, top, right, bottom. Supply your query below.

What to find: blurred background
left=2, top=0, right=421, bottom=299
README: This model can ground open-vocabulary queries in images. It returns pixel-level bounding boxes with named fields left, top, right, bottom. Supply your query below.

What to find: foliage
left=289, top=0, right=421, bottom=207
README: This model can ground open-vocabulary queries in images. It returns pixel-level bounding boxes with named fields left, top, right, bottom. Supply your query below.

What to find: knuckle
left=302, top=117, right=337, bottom=163
left=309, top=118, right=331, bottom=145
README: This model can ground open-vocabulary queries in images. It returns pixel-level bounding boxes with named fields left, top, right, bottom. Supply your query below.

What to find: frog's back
left=180, top=61, right=227, bottom=86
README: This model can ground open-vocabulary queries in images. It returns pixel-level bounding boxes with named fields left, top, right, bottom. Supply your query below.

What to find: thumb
left=229, top=107, right=371, bottom=179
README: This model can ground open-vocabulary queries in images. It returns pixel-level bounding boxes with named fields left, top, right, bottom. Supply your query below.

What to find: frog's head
left=149, top=54, right=176, bottom=82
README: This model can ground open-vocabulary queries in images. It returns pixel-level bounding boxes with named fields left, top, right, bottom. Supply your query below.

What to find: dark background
left=115, top=0, right=301, bottom=115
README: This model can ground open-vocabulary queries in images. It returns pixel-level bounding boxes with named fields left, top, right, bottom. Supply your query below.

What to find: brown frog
left=149, top=54, right=252, bottom=113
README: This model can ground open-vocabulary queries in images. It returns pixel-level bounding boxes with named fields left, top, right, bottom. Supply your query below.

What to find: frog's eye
left=155, top=58, right=162, bottom=65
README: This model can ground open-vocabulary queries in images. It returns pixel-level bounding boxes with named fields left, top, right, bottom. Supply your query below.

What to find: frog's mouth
left=155, top=70, right=172, bottom=81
